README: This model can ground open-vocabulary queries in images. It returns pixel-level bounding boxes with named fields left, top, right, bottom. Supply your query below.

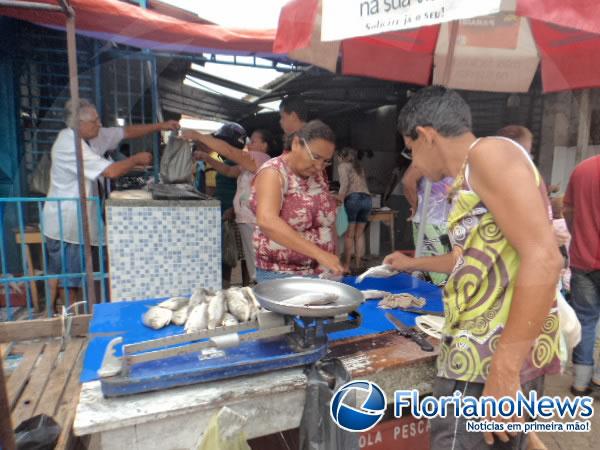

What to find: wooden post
left=441, top=21, right=459, bottom=87
left=62, top=2, right=97, bottom=311
left=0, top=356, right=16, bottom=450
left=575, top=89, right=591, bottom=163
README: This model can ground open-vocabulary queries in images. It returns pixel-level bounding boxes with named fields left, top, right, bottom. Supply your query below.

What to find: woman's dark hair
left=252, top=128, right=277, bottom=156
left=284, top=120, right=335, bottom=151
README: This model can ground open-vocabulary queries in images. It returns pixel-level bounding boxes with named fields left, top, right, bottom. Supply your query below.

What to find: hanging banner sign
left=321, top=0, right=503, bottom=41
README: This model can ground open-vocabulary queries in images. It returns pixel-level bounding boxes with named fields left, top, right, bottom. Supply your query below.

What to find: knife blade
left=385, top=312, right=434, bottom=352
left=393, top=307, right=444, bottom=317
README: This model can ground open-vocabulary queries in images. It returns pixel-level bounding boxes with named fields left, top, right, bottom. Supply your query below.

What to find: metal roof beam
left=188, top=68, right=267, bottom=97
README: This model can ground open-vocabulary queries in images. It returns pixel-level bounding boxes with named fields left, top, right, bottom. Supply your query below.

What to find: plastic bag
left=15, top=414, right=61, bottom=450
left=160, top=136, right=194, bottom=184
left=29, top=153, right=51, bottom=195
left=557, top=287, right=581, bottom=353
left=335, top=205, right=348, bottom=237
left=299, top=358, right=359, bottom=450
left=196, top=407, right=251, bottom=450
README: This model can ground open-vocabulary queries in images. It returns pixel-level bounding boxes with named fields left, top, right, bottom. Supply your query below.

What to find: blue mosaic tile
left=106, top=204, right=221, bottom=300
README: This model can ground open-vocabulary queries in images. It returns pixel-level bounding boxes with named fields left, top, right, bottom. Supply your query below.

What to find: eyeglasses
left=400, top=146, right=412, bottom=160
left=302, top=139, right=332, bottom=167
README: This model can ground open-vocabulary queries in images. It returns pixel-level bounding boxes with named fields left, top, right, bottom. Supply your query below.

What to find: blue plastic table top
left=81, top=273, right=443, bottom=383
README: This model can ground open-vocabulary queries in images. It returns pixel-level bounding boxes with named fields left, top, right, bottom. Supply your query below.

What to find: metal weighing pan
left=253, top=277, right=363, bottom=318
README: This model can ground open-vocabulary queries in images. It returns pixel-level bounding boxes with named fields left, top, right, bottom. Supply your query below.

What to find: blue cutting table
left=81, top=273, right=443, bottom=385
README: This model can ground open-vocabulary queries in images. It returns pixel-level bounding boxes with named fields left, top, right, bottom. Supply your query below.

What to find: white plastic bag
left=30, top=153, right=51, bottom=194
left=557, top=287, right=581, bottom=351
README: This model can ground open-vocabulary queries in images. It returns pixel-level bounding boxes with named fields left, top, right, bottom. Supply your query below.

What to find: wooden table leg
left=24, top=245, right=40, bottom=312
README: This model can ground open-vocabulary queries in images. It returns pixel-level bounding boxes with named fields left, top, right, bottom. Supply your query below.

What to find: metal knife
left=385, top=312, right=434, bottom=352
left=394, top=307, right=444, bottom=317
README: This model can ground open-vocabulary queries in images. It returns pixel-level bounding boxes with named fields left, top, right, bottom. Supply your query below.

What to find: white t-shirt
left=42, top=127, right=124, bottom=245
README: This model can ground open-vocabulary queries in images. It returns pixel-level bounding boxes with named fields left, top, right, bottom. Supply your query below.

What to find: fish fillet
left=280, top=292, right=338, bottom=307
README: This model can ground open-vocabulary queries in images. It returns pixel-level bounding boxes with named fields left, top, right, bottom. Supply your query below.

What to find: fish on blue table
left=226, top=288, right=252, bottom=322
left=171, top=306, right=189, bottom=326
left=241, top=287, right=261, bottom=321
left=361, top=290, right=393, bottom=300
left=221, top=312, right=239, bottom=327
left=189, top=287, right=212, bottom=308
left=355, top=264, right=398, bottom=283
left=185, top=303, right=208, bottom=333
left=142, top=306, right=172, bottom=330
left=207, top=291, right=226, bottom=330
left=158, top=296, right=189, bottom=311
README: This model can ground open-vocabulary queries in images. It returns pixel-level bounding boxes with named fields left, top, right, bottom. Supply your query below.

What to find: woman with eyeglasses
left=336, top=147, right=372, bottom=273
left=251, top=120, right=344, bottom=281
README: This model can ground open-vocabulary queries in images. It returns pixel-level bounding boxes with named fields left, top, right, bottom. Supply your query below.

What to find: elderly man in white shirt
left=42, top=99, right=178, bottom=306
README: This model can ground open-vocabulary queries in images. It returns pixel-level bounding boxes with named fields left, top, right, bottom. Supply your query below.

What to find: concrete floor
left=539, top=369, right=598, bottom=450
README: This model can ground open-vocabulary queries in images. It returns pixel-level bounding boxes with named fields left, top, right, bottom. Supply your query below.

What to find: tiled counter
left=105, top=198, right=221, bottom=301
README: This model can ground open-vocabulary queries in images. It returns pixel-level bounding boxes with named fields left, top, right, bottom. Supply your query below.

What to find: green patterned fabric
left=439, top=156, right=561, bottom=384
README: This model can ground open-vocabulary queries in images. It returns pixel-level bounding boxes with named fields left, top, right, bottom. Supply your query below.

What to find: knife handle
left=408, top=331, right=434, bottom=352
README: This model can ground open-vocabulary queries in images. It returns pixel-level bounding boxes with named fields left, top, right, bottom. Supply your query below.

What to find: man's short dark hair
left=398, top=86, right=472, bottom=139
left=279, top=96, right=309, bottom=122
left=283, top=120, right=335, bottom=151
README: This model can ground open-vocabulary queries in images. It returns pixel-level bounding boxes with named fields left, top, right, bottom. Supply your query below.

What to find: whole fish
left=280, top=292, right=338, bottom=307
left=185, top=303, right=208, bottom=333
left=221, top=312, right=239, bottom=327
left=142, top=306, right=172, bottom=330
left=355, top=264, right=398, bottom=283
left=189, top=288, right=209, bottom=308
left=241, top=287, right=260, bottom=310
left=207, top=291, right=225, bottom=330
left=226, top=288, right=251, bottom=322
left=241, top=287, right=261, bottom=321
left=361, top=290, right=393, bottom=300
left=378, top=293, right=427, bottom=310
left=171, top=306, right=189, bottom=326
left=158, top=296, right=189, bottom=311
